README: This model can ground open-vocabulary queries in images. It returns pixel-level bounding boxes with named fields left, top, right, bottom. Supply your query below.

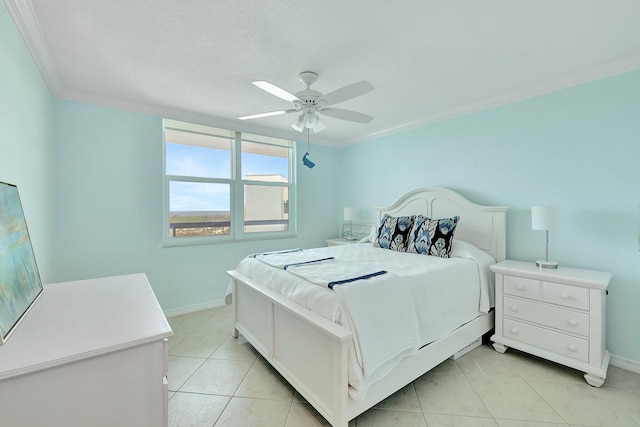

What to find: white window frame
left=163, top=119, right=297, bottom=247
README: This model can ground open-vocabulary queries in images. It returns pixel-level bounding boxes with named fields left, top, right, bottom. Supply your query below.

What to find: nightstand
left=325, top=238, right=360, bottom=246
left=490, top=260, right=611, bottom=387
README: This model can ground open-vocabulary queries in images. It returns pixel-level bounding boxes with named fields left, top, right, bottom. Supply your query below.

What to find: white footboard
left=228, top=269, right=495, bottom=427
left=228, top=270, right=353, bottom=427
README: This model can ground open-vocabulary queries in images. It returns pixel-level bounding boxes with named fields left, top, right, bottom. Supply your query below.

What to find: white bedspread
left=229, top=240, right=495, bottom=399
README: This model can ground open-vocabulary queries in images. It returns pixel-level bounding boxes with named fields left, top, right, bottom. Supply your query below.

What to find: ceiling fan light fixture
left=312, top=117, right=326, bottom=133
left=297, top=112, right=325, bottom=133
left=291, top=114, right=305, bottom=132
left=305, top=112, right=316, bottom=126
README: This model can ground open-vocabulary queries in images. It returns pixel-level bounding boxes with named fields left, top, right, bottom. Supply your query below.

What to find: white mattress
left=231, top=240, right=495, bottom=400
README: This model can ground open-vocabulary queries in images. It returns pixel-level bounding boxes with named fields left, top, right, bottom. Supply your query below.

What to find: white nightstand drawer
left=542, top=282, right=589, bottom=310
left=503, top=275, right=589, bottom=310
left=503, top=318, right=589, bottom=362
left=503, top=296, right=589, bottom=336
left=504, top=275, right=541, bottom=299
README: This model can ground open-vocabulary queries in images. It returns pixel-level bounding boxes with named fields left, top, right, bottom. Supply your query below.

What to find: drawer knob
left=568, top=344, right=577, bottom=352
left=516, top=284, right=525, bottom=291
left=510, top=327, right=518, bottom=334
left=568, top=319, right=578, bottom=327
left=560, top=292, right=570, bottom=299
left=510, top=305, right=519, bottom=312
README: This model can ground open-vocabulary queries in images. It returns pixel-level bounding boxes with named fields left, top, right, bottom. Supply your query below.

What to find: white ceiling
left=6, top=0, right=640, bottom=147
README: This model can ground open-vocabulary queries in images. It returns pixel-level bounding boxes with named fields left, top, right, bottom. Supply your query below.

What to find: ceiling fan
left=238, top=71, right=374, bottom=133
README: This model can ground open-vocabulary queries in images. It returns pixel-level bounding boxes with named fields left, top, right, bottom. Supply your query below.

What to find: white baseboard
left=164, top=298, right=226, bottom=318
left=609, top=353, right=640, bottom=374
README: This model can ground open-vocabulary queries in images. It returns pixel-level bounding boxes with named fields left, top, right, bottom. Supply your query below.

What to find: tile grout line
left=454, top=355, right=498, bottom=424
left=521, top=376, right=576, bottom=426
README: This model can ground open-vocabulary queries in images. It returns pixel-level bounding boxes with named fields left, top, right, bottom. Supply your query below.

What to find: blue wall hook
left=303, top=152, right=315, bottom=168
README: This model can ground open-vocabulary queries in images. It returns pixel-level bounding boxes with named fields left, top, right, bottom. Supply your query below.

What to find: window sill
left=162, top=231, right=297, bottom=248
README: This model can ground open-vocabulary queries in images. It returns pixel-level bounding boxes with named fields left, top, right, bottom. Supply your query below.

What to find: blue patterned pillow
left=373, top=214, right=414, bottom=252
left=408, top=216, right=460, bottom=258
left=407, top=215, right=430, bottom=253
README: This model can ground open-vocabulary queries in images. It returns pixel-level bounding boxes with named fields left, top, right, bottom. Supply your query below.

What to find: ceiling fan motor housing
left=298, top=71, right=319, bottom=87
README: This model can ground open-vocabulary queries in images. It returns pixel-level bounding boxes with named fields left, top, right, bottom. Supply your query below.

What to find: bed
left=226, top=187, right=507, bottom=427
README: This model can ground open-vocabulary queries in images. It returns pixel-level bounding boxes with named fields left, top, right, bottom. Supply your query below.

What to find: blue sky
left=166, top=143, right=288, bottom=212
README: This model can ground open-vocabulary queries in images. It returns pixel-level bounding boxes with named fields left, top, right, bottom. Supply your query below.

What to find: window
left=163, top=119, right=295, bottom=245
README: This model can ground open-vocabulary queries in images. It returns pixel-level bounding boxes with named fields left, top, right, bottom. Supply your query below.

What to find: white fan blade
left=238, top=109, right=296, bottom=120
left=319, top=81, right=374, bottom=106
left=320, top=108, right=373, bottom=124
left=252, top=81, right=299, bottom=102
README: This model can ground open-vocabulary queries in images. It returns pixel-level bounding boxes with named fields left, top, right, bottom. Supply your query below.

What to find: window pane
left=244, top=185, right=289, bottom=233
left=166, top=130, right=231, bottom=179
left=169, top=181, right=230, bottom=237
left=241, top=141, right=289, bottom=181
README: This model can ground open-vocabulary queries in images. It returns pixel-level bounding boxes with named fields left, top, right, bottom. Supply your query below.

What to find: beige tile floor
left=167, top=305, right=640, bottom=427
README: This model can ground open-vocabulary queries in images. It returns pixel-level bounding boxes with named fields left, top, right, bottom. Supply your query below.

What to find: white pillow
left=358, top=225, right=378, bottom=243
left=450, top=240, right=496, bottom=312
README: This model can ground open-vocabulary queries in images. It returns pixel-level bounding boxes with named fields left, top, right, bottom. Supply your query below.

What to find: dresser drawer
left=503, top=275, right=589, bottom=310
left=503, top=296, right=589, bottom=336
left=543, top=282, right=589, bottom=310
left=503, top=318, right=589, bottom=362
left=504, top=275, right=541, bottom=300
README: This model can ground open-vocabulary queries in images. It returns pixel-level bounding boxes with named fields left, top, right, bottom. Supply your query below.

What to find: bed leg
left=232, top=327, right=239, bottom=338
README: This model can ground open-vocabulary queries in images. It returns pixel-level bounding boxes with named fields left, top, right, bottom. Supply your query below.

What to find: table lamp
left=343, top=208, right=358, bottom=241
left=531, top=206, right=560, bottom=269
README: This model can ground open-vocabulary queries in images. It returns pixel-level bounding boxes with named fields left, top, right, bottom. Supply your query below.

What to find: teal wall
left=52, top=100, right=341, bottom=312
left=337, top=70, right=640, bottom=361
left=0, top=3, right=55, bottom=280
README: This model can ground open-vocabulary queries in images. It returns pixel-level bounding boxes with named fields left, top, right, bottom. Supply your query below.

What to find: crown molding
left=4, top=0, right=63, bottom=96
left=6, top=0, right=640, bottom=148
left=345, top=52, right=640, bottom=146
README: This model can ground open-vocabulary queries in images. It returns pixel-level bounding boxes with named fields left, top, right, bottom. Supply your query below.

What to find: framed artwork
left=0, top=181, right=43, bottom=344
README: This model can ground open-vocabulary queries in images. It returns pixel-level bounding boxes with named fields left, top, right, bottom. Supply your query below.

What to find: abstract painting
left=0, top=181, right=43, bottom=344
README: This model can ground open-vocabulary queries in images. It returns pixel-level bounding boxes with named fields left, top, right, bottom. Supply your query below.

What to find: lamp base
left=536, top=260, right=558, bottom=269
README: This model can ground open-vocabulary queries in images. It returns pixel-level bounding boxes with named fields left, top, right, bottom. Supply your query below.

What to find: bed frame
left=227, top=187, right=507, bottom=427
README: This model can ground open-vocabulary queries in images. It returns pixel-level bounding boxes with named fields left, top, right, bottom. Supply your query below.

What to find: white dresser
left=490, top=260, right=611, bottom=387
left=0, top=273, right=173, bottom=426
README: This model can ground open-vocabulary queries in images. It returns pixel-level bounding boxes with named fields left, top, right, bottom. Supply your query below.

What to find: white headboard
left=376, top=187, right=508, bottom=261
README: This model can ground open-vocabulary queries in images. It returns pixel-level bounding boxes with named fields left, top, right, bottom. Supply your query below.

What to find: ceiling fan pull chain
left=302, top=128, right=315, bottom=169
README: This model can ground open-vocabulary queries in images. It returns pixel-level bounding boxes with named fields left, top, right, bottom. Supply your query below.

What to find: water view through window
left=164, top=120, right=294, bottom=241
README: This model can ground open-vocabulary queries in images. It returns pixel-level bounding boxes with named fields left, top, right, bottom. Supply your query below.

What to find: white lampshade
left=312, top=117, right=326, bottom=133
left=344, top=208, right=359, bottom=222
left=291, top=112, right=326, bottom=133
left=291, top=114, right=305, bottom=132
left=531, top=206, right=560, bottom=231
